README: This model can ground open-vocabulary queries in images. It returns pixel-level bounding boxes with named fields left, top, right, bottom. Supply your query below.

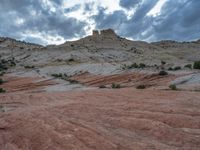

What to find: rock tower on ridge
left=92, top=29, right=117, bottom=38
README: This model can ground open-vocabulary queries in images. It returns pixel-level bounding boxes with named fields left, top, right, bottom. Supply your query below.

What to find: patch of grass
left=169, top=84, right=177, bottom=90
left=158, top=70, right=168, bottom=76
left=136, top=85, right=146, bottom=89
left=0, top=88, right=6, bottom=93
left=193, top=61, right=200, bottom=69
left=111, top=83, right=121, bottom=89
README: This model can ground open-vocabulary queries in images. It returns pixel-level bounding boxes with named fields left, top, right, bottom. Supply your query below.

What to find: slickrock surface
left=0, top=75, right=200, bottom=150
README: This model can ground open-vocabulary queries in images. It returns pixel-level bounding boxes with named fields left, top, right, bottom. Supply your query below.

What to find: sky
left=0, top=0, right=200, bottom=45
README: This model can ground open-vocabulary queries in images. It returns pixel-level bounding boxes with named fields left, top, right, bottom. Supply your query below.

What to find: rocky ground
left=0, top=29, right=200, bottom=149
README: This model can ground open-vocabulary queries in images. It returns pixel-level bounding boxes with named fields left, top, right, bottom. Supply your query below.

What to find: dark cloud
left=151, top=0, right=200, bottom=41
left=0, top=0, right=199, bottom=44
left=64, top=4, right=81, bottom=13
left=119, top=0, right=140, bottom=9
left=93, top=7, right=127, bottom=31
left=0, top=0, right=86, bottom=45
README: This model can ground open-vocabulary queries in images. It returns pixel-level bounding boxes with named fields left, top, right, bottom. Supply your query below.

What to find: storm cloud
left=0, top=0, right=199, bottom=45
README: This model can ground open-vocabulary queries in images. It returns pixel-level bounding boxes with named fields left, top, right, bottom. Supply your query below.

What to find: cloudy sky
left=0, top=0, right=199, bottom=45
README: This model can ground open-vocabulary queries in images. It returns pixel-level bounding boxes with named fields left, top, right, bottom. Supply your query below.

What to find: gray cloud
left=0, top=0, right=87, bottom=45
left=0, top=0, right=199, bottom=44
left=119, top=0, right=140, bottom=9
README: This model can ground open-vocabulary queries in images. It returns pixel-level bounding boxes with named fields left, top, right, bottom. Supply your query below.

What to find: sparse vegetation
left=0, top=72, right=5, bottom=76
left=193, top=61, right=200, bottom=69
left=68, top=58, right=75, bottom=62
left=139, top=63, right=146, bottom=68
left=167, top=66, right=181, bottom=71
left=0, top=105, right=5, bottom=112
left=0, top=78, right=4, bottom=85
left=51, top=73, right=64, bottom=78
left=161, top=60, right=166, bottom=65
left=122, top=62, right=146, bottom=70
left=67, top=79, right=79, bottom=84
left=24, top=65, right=35, bottom=69
left=169, top=84, right=177, bottom=90
left=168, top=67, right=173, bottom=71
left=158, top=70, right=168, bottom=76
left=111, top=83, right=121, bottom=89
left=99, top=85, right=106, bottom=88
left=173, top=66, right=181, bottom=71
left=51, top=73, right=80, bottom=84
left=0, top=88, right=6, bottom=93
left=136, top=85, right=146, bottom=89
left=184, top=64, right=192, bottom=69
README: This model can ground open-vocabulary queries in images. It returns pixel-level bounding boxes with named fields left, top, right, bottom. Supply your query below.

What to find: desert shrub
left=173, top=66, right=181, bottom=71
left=193, top=61, right=200, bottom=69
left=24, top=65, right=35, bottom=69
left=99, top=85, right=106, bottom=88
left=158, top=70, right=168, bottom=76
left=67, top=79, right=79, bottom=84
left=136, top=85, right=146, bottom=89
left=169, top=84, right=177, bottom=90
left=138, top=63, right=146, bottom=68
left=0, top=78, right=4, bottom=85
left=161, top=60, right=166, bottom=65
left=51, top=73, right=63, bottom=78
left=131, top=63, right=138, bottom=68
left=0, top=88, right=6, bottom=93
left=111, top=83, right=121, bottom=89
left=184, top=64, right=192, bottom=69
left=168, top=67, right=173, bottom=71
left=68, top=58, right=75, bottom=62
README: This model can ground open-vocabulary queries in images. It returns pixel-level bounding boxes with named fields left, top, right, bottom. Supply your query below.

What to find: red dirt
left=0, top=74, right=200, bottom=150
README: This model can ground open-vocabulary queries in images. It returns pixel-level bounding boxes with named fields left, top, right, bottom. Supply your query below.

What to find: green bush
left=193, top=61, right=200, bottom=69
left=111, top=83, right=121, bottom=89
left=169, top=84, right=177, bottom=90
left=136, top=85, right=146, bottom=89
left=184, top=64, right=192, bottom=69
left=0, top=88, right=6, bottom=93
left=158, top=70, right=168, bottom=76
